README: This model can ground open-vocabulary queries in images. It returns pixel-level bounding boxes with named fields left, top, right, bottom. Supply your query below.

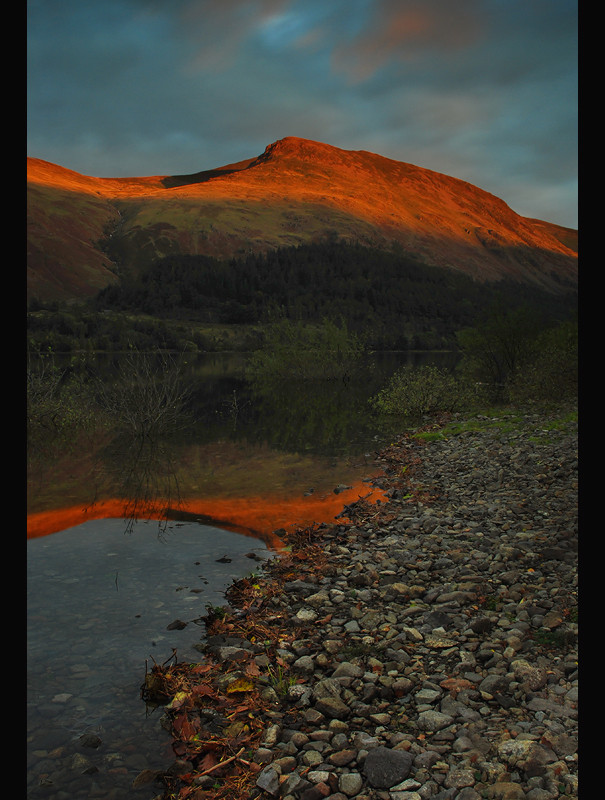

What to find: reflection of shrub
left=247, top=318, right=365, bottom=383
left=371, top=364, right=476, bottom=418
left=27, top=354, right=97, bottom=450
left=95, top=350, right=191, bottom=439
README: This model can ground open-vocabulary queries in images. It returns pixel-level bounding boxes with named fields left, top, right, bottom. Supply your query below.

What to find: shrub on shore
left=372, top=314, right=577, bottom=419
left=371, top=364, right=478, bottom=418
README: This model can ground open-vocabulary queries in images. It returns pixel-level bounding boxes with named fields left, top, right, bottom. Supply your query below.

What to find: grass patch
left=412, top=404, right=577, bottom=443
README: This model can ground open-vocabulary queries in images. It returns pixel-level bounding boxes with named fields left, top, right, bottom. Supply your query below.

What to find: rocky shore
left=149, top=405, right=578, bottom=800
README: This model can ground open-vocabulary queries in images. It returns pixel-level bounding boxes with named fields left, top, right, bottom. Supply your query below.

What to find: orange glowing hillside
left=27, top=136, right=577, bottom=302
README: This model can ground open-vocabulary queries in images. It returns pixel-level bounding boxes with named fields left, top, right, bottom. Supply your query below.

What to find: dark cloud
left=330, top=0, right=485, bottom=82
left=27, top=0, right=577, bottom=226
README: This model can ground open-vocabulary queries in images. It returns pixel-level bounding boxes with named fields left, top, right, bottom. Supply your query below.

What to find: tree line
left=28, top=241, right=577, bottom=353
left=93, top=241, right=576, bottom=349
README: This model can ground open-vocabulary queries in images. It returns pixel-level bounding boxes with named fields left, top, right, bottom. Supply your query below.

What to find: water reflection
left=27, top=518, right=274, bottom=799
left=28, top=350, right=442, bottom=525
left=26, top=349, right=458, bottom=798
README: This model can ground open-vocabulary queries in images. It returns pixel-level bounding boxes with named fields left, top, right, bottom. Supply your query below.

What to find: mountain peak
left=254, top=136, right=352, bottom=166
left=27, top=138, right=577, bottom=303
left=263, top=136, right=333, bottom=153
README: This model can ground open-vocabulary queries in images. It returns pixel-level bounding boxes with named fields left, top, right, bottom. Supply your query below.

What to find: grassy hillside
left=27, top=140, right=578, bottom=304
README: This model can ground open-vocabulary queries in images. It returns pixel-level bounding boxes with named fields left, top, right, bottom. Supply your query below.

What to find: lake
left=26, top=349, right=457, bottom=799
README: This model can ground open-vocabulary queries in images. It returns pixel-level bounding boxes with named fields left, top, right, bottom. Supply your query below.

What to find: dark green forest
left=28, top=241, right=577, bottom=353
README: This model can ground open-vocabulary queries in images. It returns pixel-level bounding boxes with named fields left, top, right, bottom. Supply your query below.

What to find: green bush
left=507, top=318, right=578, bottom=402
left=371, top=364, right=477, bottom=418
left=456, top=304, right=541, bottom=398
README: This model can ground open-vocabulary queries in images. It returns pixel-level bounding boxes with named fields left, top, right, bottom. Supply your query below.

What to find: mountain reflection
left=27, top=350, right=454, bottom=537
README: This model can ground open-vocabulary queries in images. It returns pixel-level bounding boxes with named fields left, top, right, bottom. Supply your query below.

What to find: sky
left=27, top=0, right=578, bottom=228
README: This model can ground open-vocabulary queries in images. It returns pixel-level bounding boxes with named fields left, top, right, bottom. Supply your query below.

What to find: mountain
left=27, top=136, right=577, bottom=303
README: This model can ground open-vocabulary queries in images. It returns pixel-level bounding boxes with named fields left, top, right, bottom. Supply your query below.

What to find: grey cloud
left=27, top=0, right=577, bottom=226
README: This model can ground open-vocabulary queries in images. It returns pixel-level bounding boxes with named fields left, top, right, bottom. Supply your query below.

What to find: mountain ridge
left=27, top=137, right=577, bottom=303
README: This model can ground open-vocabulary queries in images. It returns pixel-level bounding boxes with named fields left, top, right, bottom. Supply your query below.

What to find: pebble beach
left=150, top=404, right=578, bottom=800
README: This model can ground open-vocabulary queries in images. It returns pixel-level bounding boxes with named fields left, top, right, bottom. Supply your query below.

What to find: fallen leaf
left=172, top=713, right=199, bottom=740
left=226, top=677, right=255, bottom=694
left=166, top=691, right=190, bottom=710
left=224, top=721, right=249, bottom=738
left=199, top=752, right=217, bottom=772
left=190, top=664, right=213, bottom=676
left=191, top=684, right=215, bottom=699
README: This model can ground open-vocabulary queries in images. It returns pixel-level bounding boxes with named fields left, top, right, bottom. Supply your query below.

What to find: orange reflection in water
left=26, top=482, right=383, bottom=549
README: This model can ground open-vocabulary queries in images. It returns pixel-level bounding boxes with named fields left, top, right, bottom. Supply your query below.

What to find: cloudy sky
left=27, top=0, right=578, bottom=228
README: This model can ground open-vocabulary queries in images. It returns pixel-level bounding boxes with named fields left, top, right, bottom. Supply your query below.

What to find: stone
left=486, top=782, right=527, bottom=799
left=444, top=768, right=476, bottom=789
left=497, top=739, right=543, bottom=765
left=307, top=770, right=331, bottom=784
left=478, top=674, right=510, bottom=696
left=510, top=659, right=548, bottom=691
left=300, top=784, right=332, bottom=800
left=332, top=661, right=364, bottom=678
left=416, top=710, right=454, bottom=731
left=414, top=688, right=441, bottom=704
left=70, top=753, right=98, bottom=774
left=280, top=772, right=312, bottom=796
left=302, top=750, right=324, bottom=767
left=314, top=695, right=350, bottom=719
left=328, top=748, right=357, bottom=766
left=297, top=607, right=318, bottom=622
left=390, top=793, right=422, bottom=800
left=363, top=746, right=413, bottom=788
left=132, top=769, right=161, bottom=788
left=261, top=723, right=281, bottom=746
left=166, top=618, right=187, bottom=630
left=256, top=765, right=280, bottom=796
left=352, top=731, right=380, bottom=750
left=293, top=655, right=315, bottom=673
left=539, top=731, right=576, bottom=757
left=79, top=733, right=102, bottom=748
left=338, top=771, right=364, bottom=796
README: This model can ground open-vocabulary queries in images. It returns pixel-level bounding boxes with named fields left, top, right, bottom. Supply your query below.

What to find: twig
left=196, top=747, right=246, bottom=777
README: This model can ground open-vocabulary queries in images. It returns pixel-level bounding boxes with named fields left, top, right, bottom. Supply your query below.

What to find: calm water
left=27, top=518, right=274, bottom=799
left=27, top=349, right=458, bottom=798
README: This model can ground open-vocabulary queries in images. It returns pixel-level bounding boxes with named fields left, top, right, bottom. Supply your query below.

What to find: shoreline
left=26, top=481, right=385, bottom=544
left=142, top=405, right=578, bottom=800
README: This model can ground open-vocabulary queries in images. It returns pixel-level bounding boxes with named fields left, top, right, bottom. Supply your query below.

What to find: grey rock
left=332, top=661, right=364, bottom=678
left=255, top=766, right=280, bottom=796
left=454, top=790, right=482, bottom=800
left=293, top=655, right=315, bottom=673
left=314, top=695, right=350, bottom=719
left=338, top=771, right=364, bottom=796
left=363, top=746, right=413, bottom=788
left=478, top=673, right=510, bottom=696
left=416, top=710, right=454, bottom=731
